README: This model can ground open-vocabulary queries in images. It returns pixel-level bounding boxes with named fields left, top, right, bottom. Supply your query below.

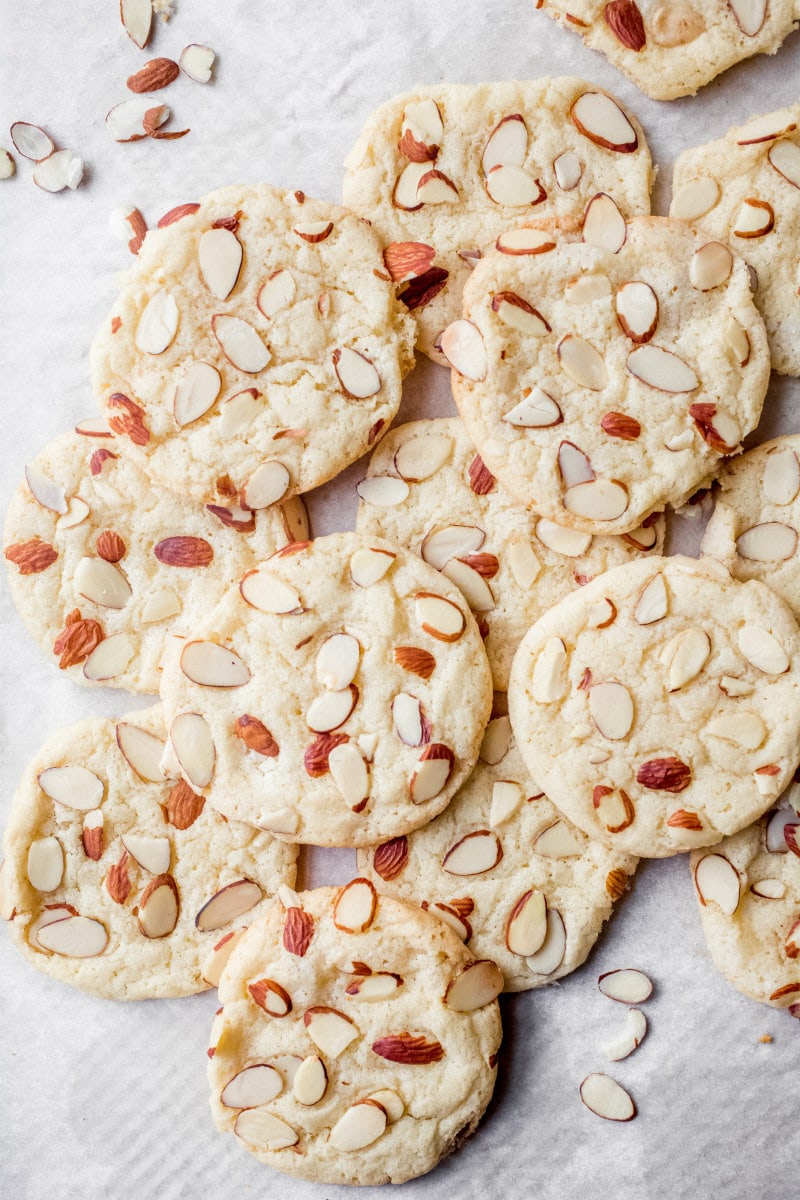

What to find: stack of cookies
left=3, top=70, right=800, bottom=1187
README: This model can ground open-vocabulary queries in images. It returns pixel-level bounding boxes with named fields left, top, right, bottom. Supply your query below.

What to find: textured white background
left=1, top=2, right=799, bottom=1197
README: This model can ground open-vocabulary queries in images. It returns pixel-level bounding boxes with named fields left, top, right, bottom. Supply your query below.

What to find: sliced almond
left=734, top=198, right=775, bottom=238
left=482, top=114, right=527, bottom=174
left=532, top=637, right=568, bottom=703
left=10, top=121, right=53, bottom=160
left=392, top=161, right=428, bottom=210
left=249, top=977, right=293, bottom=1016
left=444, top=959, right=503, bottom=1012
left=737, top=109, right=796, bottom=145
left=536, top=518, right=592, bottom=557
left=366, top=1090, right=403, bottom=1124
left=694, top=853, right=741, bottom=915
left=306, top=686, right=359, bottom=733
left=507, top=537, right=540, bottom=589
left=180, top=43, right=215, bottom=83
left=503, top=388, right=562, bottom=428
left=401, top=98, right=443, bottom=156
left=534, top=820, right=583, bottom=858
left=441, top=557, right=494, bottom=611
left=526, top=907, right=566, bottom=974
left=170, top=713, right=215, bottom=789
left=394, top=433, right=452, bottom=482
left=410, top=744, right=454, bottom=803
left=738, top=625, right=789, bottom=675
left=82, top=633, right=134, bottom=681
left=81, top=811, right=103, bottom=861
left=173, top=361, right=221, bottom=426
left=106, top=98, right=168, bottom=142
left=74, top=555, right=131, bottom=609
left=751, top=878, right=786, bottom=899
left=635, top=573, right=668, bottom=624
left=728, top=0, right=767, bottom=37
left=670, top=177, right=720, bottom=221
left=615, top=281, right=657, bottom=342
left=120, top=835, right=170, bottom=874
left=333, top=348, right=381, bottom=399
left=221, top=1064, right=283, bottom=1109
left=293, top=220, right=333, bottom=243
left=241, top=461, right=290, bottom=510
left=582, top=193, right=626, bottom=254
left=330, top=1100, right=387, bottom=1152
left=565, top=479, right=629, bottom=522
left=346, top=972, right=403, bottom=1001
left=304, top=1006, right=359, bottom=1058
left=496, top=227, right=557, bottom=256
left=212, top=315, right=270, bottom=374
left=588, top=598, right=617, bottom=628
left=240, top=569, right=302, bottom=614
left=589, top=682, right=634, bottom=740
left=440, top=320, right=487, bottom=381
left=443, top=830, right=502, bottom=876
left=580, top=1073, right=636, bottom=1121
left=202, top=928, right=246, bottom=986
left=565, top=272, right=611, bottom=304
left=719, top=675, right=754, bottom=698
left=421, top=524, right=485, bottom=570
left=135, top=289, right=178, bottom=354
left=554, top=150, right=582, bottom=190
left=414, top=592, right=465, bottom=642
left=195, top=879, right=262, bottom=932
left=392, top=693, right=429, bottom=747
left=707, top=711, right=766, bottom=750
left=316, top=633, right=360, bottom=691
left=627, top=345, right=698, bottom=392
left=570, top=92, right=638, bottom=153
left=485, top=165, right=543, bottom=206
left=689, top=242, right=733, bottom=292
left=506, top=889, right=547, bottom=956
left=767, top=808, right=797, bottom=851
left=416, top=169, right=459, bottom=204
left=292, top=1056, right=328, bottom=1106
left=598, top=968, right=653, bottom=1003
left=356, top=476, right=410, bottom=507
left=27, top=837, right=64, bottom=892
left=32, top=149, right=83, bottom=193
left=180, top=641, right=250, bottom=687
left=58, top=497, right=91, bottom=529
left=764, top=447, right=800, bottom=505
left=218, top=388, right=261, bottom=439
left=24, top=463, right=67, bottom=514
left=602, top=1008, right=647, bottom=1062
left=234, top=1109, right=297, bottom=1150
left=38, top=765, right=103, bottom=812
left=120, top=0, right=152, bottom=48
left=657, top=628, right=709, bottom=693
left=349, top=547, right=396, bottom=587
left=489, top=780, right=524, bottom=827
left=257, top=269, right=296, bottom=319
left=737, top=523, right=797, bottom=562
left=768, top=139, right=800, bottom=189
left=138, top=873, right=179, bottom=938
left=199, top=228, right=242, bottom=300
left=481, top=715, right=512, bottom=764
left=333, top=878, right=377, bottom=933
left=36, top=915, right=108, bottom=958
left=557, top=335, right=608, bottom=390
left=593, top=786, right=635, bottom=833
left=492, top=292, right=550, bottom=336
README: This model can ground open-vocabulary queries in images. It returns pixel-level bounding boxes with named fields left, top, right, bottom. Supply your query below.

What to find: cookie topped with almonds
left=0, top=705, right=297, bottom=1000
left=508, top=555, right=800, bottom=858
left=702, top=436, right=800, bottom=619
left=342, top=78, right=652, bottom=360
left=690, top=787, right=800, bottom=1017
left=90, top=184, right=415, bottom=504
left=671, top=104, right=800, bottom=376
left=3, top=431, right=305, bottom=694
left=537, top=1, right=800, bottom=101
left=158, top=531, right=493, bottom=846
left=357, top=702, right=637, bottom=991
left=446, top=214, right=769, bottom=536
left=208, top=885, right=502, bottom=1186
left=356, top=417, right=664, bottom=689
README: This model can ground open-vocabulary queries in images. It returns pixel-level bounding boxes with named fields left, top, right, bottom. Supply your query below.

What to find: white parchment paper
left=1, top=3, right=798, bottom=1197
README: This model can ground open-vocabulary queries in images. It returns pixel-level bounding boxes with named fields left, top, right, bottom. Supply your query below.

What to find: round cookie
left=342, top=78, right=652, bottom=360
left=355, top=417, right=664, bottom=689
left=446, top=214, right=769, bottom=535
left=357, top=703, right=638, bottom=991
left=508, top=555, right=800, bottom=858
left=158, top=531, right=493, bottom=847
left=90, top=184, right=416, bottom=504
left=702, top=435, right=800, bottom=618
left=3, top=430, right=305, bottom=693
left=208, top=885, right=502, bottom=1186
left=537, top=2, right=800, bottom=102
left=690, top=791, right=800, bottom=1017
left=0, top=705, right=297, bottom=1000
left=671, top=104, right=800, bottom=376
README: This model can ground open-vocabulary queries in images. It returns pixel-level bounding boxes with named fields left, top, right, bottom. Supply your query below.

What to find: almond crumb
left=759, top=1034, right=773, bottom=1044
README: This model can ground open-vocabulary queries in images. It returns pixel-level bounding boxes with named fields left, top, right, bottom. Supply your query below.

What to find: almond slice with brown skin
left=240, top=461, right=290, bottom=510
left=401, top=98, right=442, bottom=159
left=506, top=889, right=547, bottom=956
left=442, top=557, right=494, bottom=612
left=120, top=835, right=170, bottom=874
left=416, top=169, right=459, bottom=204
left=173, top=361, right=221, bottom=427
left=392, top=161, right=427, bottom=210
left=604, top=0, right=646, bottom=49
left=558, top=441, right=594, bottom=487
left=82, top=633, right=135, bottom=681
left=485, top=165, right=544, bottom=206
left=503, top=387, right=562, bottom=428
left=330, top=1100, right=388, bottom=1151
left=670, top=177, right=720, bottom=221
left=536, top=519, right=592, bottom=557
left=137, top=874, right=179, bottom=938
left=496, top=227, right=557, bottom=256
left=180, top=44, right=215, bottom=83
left=444, top=959, right=503, bottom=1011
left=480, top=716, right=512, bottom=765
left=106, top=99, right=169, bottom=142
left=636, top=756, right=691, bottom=792
left=293, top=220, right=333, bottom=243
left=198, top=228, right=242, bottom=300
left=74, top=557, right=132, bottom=609
left=443, top=830, right=502, bottom=876
left=135, top=289, right=178, bottom=353
left=421, top=524, right=485, bottom=569
left=482, top=114, right=527, bottom=174
left=349, top=547, right=396, bottom=587
left=598, top=968, right=653, bottom=1003
left=328, top=742, right=370, bottom=811
left=292, top=1056, right=328, bottom=1106
left=615, top=281, right=657, bottom=342
left=195, top=879, right=262, bottom=931
left=120, top=0, right=152, bottom=48
left=10, top=121, right=53, bottom=161
left=580, top=1073, right=636, bottom=1121
left=221, top=1064, right=283, bottom=1109
left=257, top=269, right=296, bottom=318
left=212, top=315, right=270, bottom=373
left=557, top=335, right=609, bottom=390
left=593, top=786, right=635, bottom=833
left=694, top=853, right=741, bottom=915
left=393, top=433, right=452, bottom=481
left=565, top=480, right=629, bottom=522
left=554, top=151, right=582, bottom=190
left=738, top=625, right=789, bottom=674
left=249, top=977, right=292, bottom=1015
left=737, top=110, right=797, bottom=145
left=627, top=345, right=698, bottom=393
left=492, top=292, right=550, bottom=336
left=346, top=972, right=403, bottom=1001
left=570, top=92, right=638, bottom=153
left=768, top=139, right=800, bottom=189
left=751, top=878, right=786, bottom=899
left=37, top=915, right=108, bottom=957
left=234, top=1109, right=297, bottom=1150
left=733, top=198, right=775, bottom=238
left=218, top=388, right=261, bottom=439
left=24, top=463, right=67, bottom=514
left=392, top=693, right=430, bottom=746
left=333, top=348, right=381, bottom=398
left=527, top=908, right=567, bottom=974
left=170, top=713, right=215, bottom=789
left=440, top=320, right=487, bottom=381
left=38, top=765, right=104, bottom=811
left=306, top=686, right=359, bottom=733
left=689, top=242, right=732, bottom=292
left=736, top=523, right=798, bottom=562
left=410, top=744, right=454, bottom=803
left=728, top=0, right=767, bottom=36
left=372, top=837, right=408, bottom=880
left=414, top=592, right=465, bottom=641
left=582, top=193, right=627, bottom=254
left=635, top=572, right=668, bottom=623
left=764, top=446, right=800, bottom=504
left=27, top=837, right=64, bottom=892
left=304, top=1006, right=359, bottom=1057
left=82, top=811, right=103, bottom=860
left=240, top=568, right=303, bottom=614
left=333, top=878, right=378, bottom=932
left=180, top=641, right=250, bottom=687
left=356, top=476, right=410, bottom=507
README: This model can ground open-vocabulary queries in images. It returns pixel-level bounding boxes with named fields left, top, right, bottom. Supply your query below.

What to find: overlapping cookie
left=342, top=79, right=652, bottom=358
left=90, top=184, right=416, bottom=504
left=671, top=104, right=800, bottom=375
left=159, top=532, right=493, bottom=847
left=357, top=704, right=637, bottom=991
left=0, top=706, right=297, bottom=1000
left=508, top=556, right=800, bottom=858
left=445, top=213, right=769, bottom=535
left=3, top=430, right=306, bottom=693
left=355, top=417, right=664, bottom=690
left=537, top=1, right=800, bottom=101
left=208, top=885, right=502, bottom=1185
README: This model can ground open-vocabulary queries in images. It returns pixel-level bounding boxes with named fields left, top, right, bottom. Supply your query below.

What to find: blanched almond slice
left=728, top=0, right=767, bottom=36
left=135, top=289, right=179, bottom=354
left=334, top=348, right=381, bottom=398
left=37, top=915, right=108, bottom=957
left=496, top=227, right=556, bottom=256
left=751, top=878, right=786, bottom=899
left=507, top=537, right=540, bottom=588
left=306, top=686, right=358, bottom=732
left=329, top=742, right=370, bottom=811
left=38, top=765, right=103, bottom=811
left=421, top=524, right=485, bottom=569
left=444, top=959, right=503, bottom=1011
left=212, top=315, right=270, bottom=373
left=410, top=744, right=454, bottom=803
left=27, top=837, right=64, bottom=892
left=240, top=569, right=302, bottom=614
left=25, top=463, right=67, bottom=514
left=173, top=361, right=221, bottom=426
left=526, top=907, right=566, bottom=974
left=764, top=447, right=800, bottom=505
left=330, top=1100, right=387, bottom=1151
left=392, top=161, right=428, bottom=210
left=316, top=633, right=360, bottom=691
left=670, top=177, right=720, bottom=221
left=74, top=556, right=132, bottom=609
left=222, top=1065, right=283, bottom=1109
left=234, top=1109, right=298, bottom=1150
left=485, top=165, right=542, bottom=206
left=138, top=874, right=179, bottom=938
left=440, top=320, right=487, bottom=381
left=506, top=889, right=547, bottom=956
left=635, top=573, right=668, bottom=623
left=356, top=476, right=410, bottom=507
left=199, top=228, right=242, bottom=300
left=10, top=121, right=53, bottom=160
left=534, top=820, right=583, bottom=858
left=170, top=713, right=215, bottom=789
left=180, top=641, right=250, bottom=687
left=481, top=715, right=512, bottom=764
left=196, top=879, right=262, bottom=931
left=401, top=98, right=443, bottom=153
left=415, top=592, right=465, bottom=641
left=482, top=114, right=527, bottom=174
left=694, top=853, right=741, bottom=915
left=707, top=711, right=765, bottom=749
left=627, top=346, right=698, bottom=392
left=489, top=780, right=523, bottom=827
left=293, top=1056, right=328, bottom=1106
left=661, top=628, right=710, bottom=690
left=119, top=834, right=170, bottom=874
left=333, top=878, right=377, bottom=932
left=598, top=968, right=653, bottom=1003
left=557, top=335, right=608, bottom=390
left=416, top=169, right=459, bottom=204
left=565, top=480, right=629, bottom=522
left=689, top=242, right=732, bottom=291
left=738, top=625, right=789, bottom=674
left=394, top=433, right=452, bottom=481
left=441, top=557, right=494, bottom=611
left=180, top=43, right=215, bottom=83
left=736, top=523, right=797, bottom=562
left=120, top=0, right=152, bottom=48
left=257, top=270, right=296, bottom=318
left=532, top=637, right=568, bottom=703
left=304, top=1007, right=359, bottom=1057
left=571, top=92, right=638, bottom=153
left=346, top=972, right=403, bottom=1001
left=554, top=151, right=582, bottom=190
left=349, top=547, right=396, bottom=587
left=503, top=388, right=562, bottom=428
left=719, top=675, right=753, bottom=698
left=582, top=193, right=626, bottom=254
left=615, top=281, right=657, bottom=342
left=768, top=139, right=800, bottom=189
left=392, top=693, right=428, bottom=746
left=241, top=461, right=290, bottom=509
left=536, top=518, right=592, bottom=557
left=734, top=198, right=774, bottom=238
left=602, top=1008, right=647, bottom=1062
left=443, top=830, right=502, bottom=875
left=580, top=1073, right=636, bottom=1121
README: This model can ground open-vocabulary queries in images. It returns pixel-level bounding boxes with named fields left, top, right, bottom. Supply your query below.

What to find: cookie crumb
left=759, top=1034, right=773, bottom=1044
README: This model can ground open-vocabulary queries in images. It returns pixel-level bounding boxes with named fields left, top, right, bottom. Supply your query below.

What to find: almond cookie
left=671, top=104, right=800, bottom=375
left=357, top=703, right=637, bottom=991
left=446, top=214, right=769, bottom=536
left=2, top=430, right=305, bottom=694
left=508, top=555, right=800, bottom=858
left=208, top=885, right=502, bottom=1185
left=538, top=1, right=800, bottom=101
left=690, top=787, right=800, bottom=1018
left=342, top=79, right=652, bottom=359
left=0, top=705, right=297, bottom=1000
left=90, top=184, right=415, bottom=504
left=158, top=532, right=493, bottom=847
left=355, top=417, right=664, bottom=689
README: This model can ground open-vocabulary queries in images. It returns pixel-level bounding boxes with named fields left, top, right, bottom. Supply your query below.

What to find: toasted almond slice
left=330, top=1100, right=387, bottom=1152
left=627, top=345, right=698, bottom=392
left=582, top=193, right=626, bottom=254
left=304, top=1006, right=359, bottom=1058
left=180, top=641, right=250, bottom=687
left=346, top=972, right=403, bottom=1001
left=483, top=114, right=527, bottom=174
left=421, top=524, right=485, bottom=569
left=707, top=712, right=765, bottom=750
left=481, top=715, right=512, bottom=764
left=554, top=150, right=582, bottom=190
left=557, top=335, right=608, bottom=390
left=180, top=43, right=215, bottom=83
left=602, top=1008, right=647, bottom=1062
left=506, top=889, right=547, bottom=956
left=240, top=568, right=302, bottom=614
left=496, top=227, right=556, bottom=255
left=443, top=830, right=502, bottom=876
left=424, top=900, right=470, bottom=941
left=571, top=92, right=638, bottom=152
left=580, top=1073, right=636, bottom=1121
left=736, top=523, right=797, bottom=562
left=728, top=0, right=767, bottom=37
left=170, top=713, right=215, bottom=789
left=635, top=572, right=668, bottom=624
left=486, top=165, right=543, bottom=206
left=333, top=878, right=377, bottom=932
left=292, top=1056, right=328, bottom=1106
left=764, top=447, right=800, bottom=505
left=690, top=405, right=741, bottom=452
left=37, top=915, right=108, bottom=957
left=444, top=959, right=503, bottom=1011
left=196, top=879, right=262, bottom=931
left=135, top=289, right=178, bottom=354
left=212, top=315, right=270, bottom=373
left=27, top=837, right=64, bottom=892
left=615, top=281, right=657, bottom=342
left=751, top=878, right=786, bottom=899
left=250, top=976, right=293, bottom=1015
left=38, top=765, right=103, bottom=811
left=661, top=628, right=710, bottom=690
left=768, top=138, right=800, bottom=189
left=173, top=361, right=221, bottom=426
left=536, top=518, right=592, bottom=557
left=234, top=1109, right=298, bottom=1150
left=74, top=556, right=132, bottom=609
left=410, top=744, right=454, bottom=803
left=414, top=591, right=465, bottom=641
left=565, top=479, right=628, bottom=522
left=392, top=161, right=428, bottom=210
left=534, top=820, right=583, bottom=858
left=316, top=633, right=360, bottom=691
left=503, top=387, right=562, bottom=428
left=733, top=198, right=774, bottom=238
left=689, top=242, right=733, bottom=291
left=416, top=169, right=459, bottom=204
left=222, top=1064, right=283, bottom=1109
left=120, top=835, right=170, bottom=874
left=441, top=557, right=494, bottom=611
left=10, top=121, right=53, bottom=160
left=394, top=433, right=452, bottom=481
left=694, top=853, right=741, bottom=915
left=24, top=463, right=67, bottom=514
left=598, top=968, right=653, bottom=1003
left=440, top=320, right=487, bottom=381
left=199, top=228, right=242, bottom=300
left=349, top=547, right=396, bottom=587
left=670, top=177, right=720, bottom=221
left=306, top=686, right=358, bottom=733
left=241, top=461, right=290, bottom=510
left=356, top=476, right=409, bottom=507
left=532, top=637, right=568, bottom=703
left=738, top=625, right=789, bottom=674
